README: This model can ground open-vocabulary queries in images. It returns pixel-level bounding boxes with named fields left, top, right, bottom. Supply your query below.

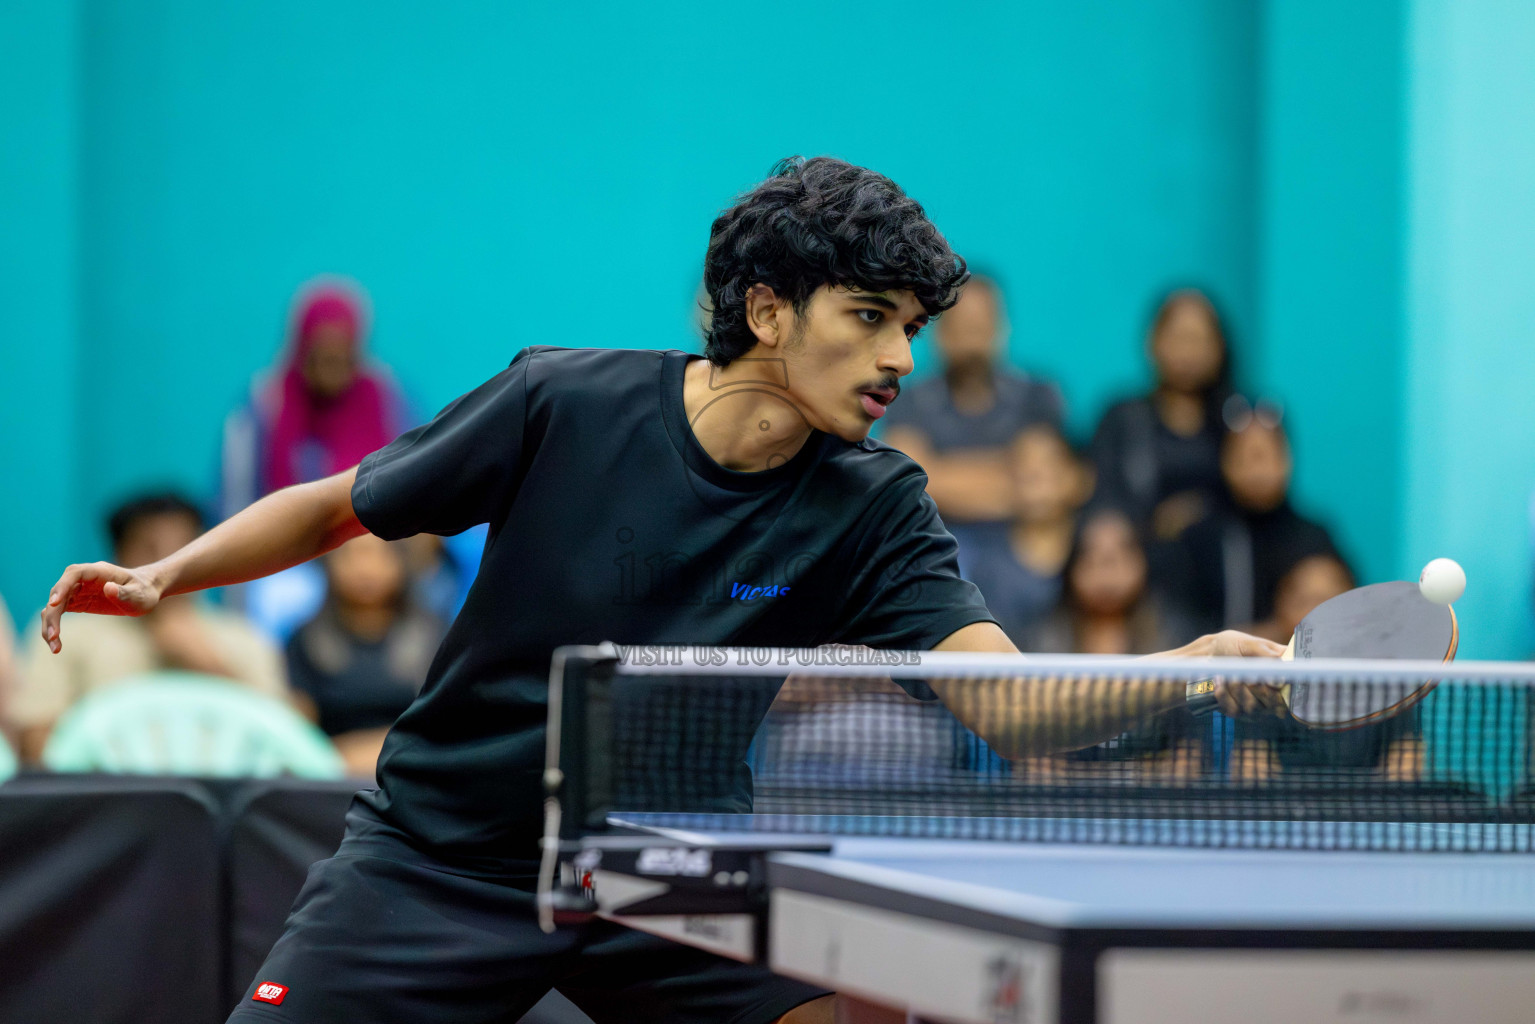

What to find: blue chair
left=42, top=672, right=344, bottom=779
left=0, top=734, right=15, bottom=782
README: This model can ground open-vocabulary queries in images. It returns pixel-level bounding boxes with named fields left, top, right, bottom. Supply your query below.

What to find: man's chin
left=803, top=402, right=874, bottom=442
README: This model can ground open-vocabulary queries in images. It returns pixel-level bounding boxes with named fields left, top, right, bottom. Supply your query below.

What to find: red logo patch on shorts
left=253, top=982, right=288, bottom=1005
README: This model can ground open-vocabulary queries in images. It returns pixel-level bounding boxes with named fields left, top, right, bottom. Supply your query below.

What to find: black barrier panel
left=0, top=776, right=591, bottom=1024
left=0, top=775, right=222, bottom=1024
left=221, top=780, right=592, bottom=1024
left=221, top=779, right=360, bottom=1012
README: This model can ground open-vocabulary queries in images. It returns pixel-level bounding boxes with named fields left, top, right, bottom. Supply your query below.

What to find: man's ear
left=745, top=284, right=789, bottom=349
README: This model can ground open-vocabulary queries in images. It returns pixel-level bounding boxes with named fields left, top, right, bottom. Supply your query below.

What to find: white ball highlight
left=1418, top=557, right=1466, bottom=606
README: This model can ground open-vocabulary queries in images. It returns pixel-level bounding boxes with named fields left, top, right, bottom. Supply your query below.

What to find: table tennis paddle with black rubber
left=1186, top=580, right=1458, bottom=730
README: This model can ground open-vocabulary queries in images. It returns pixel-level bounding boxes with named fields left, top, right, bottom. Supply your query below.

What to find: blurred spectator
left=1167, top=400, right=1341, bottom=634
left=221, top=278, right=408, bottom=516
left=1230, top=553, right=1423, bottom=785
left=220, top=278, right=413, bottom=642
left=882, top=275, right=1064, bottom=524
left=10, top=493, right=288, bottom=764
left=286, top=534, right=446, bottom=779
left=1024, top=508, right=1190, bottom=655
left=1089, top=289, right=1232, bottom=542
left=956, top=426, right=1094, bottom=644
left=1025, top=508, right=1202, bottom=778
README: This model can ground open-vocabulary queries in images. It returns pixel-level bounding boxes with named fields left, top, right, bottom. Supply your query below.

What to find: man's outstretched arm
left=928, top=621, right=1286, bottom=757
left=40, top=468, right=368, bottom=653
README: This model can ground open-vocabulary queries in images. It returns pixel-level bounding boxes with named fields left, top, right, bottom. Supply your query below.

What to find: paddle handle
left=1185, top=638, right=1295, bottom=716
left=1186, top=678, right=1220, bottom=716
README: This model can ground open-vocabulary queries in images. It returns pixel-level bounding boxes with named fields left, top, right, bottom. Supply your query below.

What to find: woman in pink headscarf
left=220, top=279, right=412, bottom=640
left=223, top=280, right=409, bottom=516
left=261, top=285, right=404, bottom=493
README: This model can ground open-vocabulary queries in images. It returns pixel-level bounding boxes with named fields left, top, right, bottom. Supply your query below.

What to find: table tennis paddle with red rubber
left=1185, top=580, right=1458, bottom=730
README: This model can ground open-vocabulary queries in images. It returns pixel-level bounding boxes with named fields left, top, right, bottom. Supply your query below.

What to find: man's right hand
left=40, top=562, right=164, bottom=653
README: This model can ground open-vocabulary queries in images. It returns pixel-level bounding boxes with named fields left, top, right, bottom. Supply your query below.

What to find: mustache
left=859, top=375, right=901, bottom=400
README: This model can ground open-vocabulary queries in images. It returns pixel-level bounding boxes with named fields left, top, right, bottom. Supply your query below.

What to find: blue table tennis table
left=562, top=814, right=1535, bottom=1024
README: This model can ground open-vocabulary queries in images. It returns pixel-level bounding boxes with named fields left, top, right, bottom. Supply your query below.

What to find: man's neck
left=682, top=357, right=813, bottom=472
left=945, top=364, right=996, bottom=415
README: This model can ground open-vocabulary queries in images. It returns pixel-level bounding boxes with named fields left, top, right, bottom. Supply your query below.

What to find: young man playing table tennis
left=41, top=157, right=1283, bottom=1024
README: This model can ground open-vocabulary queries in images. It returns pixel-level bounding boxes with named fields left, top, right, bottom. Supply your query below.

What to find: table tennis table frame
left=568, top=829, right=1535, bottom=1024
left=768, top=849, right=1535, bottom=1023
left=540, top=645, right=1535, bottom=1023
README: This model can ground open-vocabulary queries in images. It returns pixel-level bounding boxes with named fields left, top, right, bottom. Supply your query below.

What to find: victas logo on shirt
left=729, top=582, right=791, bottom=602
left=253, top=982, right=288, bottom=1005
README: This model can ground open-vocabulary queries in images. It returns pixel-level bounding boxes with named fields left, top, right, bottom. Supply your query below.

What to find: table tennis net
left=547, top=646, right=1535, bottom=852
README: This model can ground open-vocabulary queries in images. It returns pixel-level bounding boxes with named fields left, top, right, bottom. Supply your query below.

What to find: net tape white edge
left=583, top=644, right=1535, bottom=684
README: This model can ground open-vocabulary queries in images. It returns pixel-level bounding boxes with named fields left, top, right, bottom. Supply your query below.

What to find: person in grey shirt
left=882, top=274, right=1064, bottom=525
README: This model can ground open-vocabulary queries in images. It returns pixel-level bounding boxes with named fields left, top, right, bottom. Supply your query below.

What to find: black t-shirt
left=350, top=347, right=996, bottom=865
left=285, top=606, right=447, bottom=736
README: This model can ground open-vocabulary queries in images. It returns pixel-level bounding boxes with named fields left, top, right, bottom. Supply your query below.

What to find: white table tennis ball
left=1418, top=557, right=1466, bottom=606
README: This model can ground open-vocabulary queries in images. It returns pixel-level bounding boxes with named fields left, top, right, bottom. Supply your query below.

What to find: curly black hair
left=702, top=157, right=969, bottom=366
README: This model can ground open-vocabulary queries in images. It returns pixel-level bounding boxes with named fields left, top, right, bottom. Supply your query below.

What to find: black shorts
left=226, top=822, right=825, bottom=1024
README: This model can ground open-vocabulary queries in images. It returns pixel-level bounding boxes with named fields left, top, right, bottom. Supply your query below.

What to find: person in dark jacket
left=1168, top=399, right=1341, bottom=633
left=1089, top=289, right=1232, bottom=543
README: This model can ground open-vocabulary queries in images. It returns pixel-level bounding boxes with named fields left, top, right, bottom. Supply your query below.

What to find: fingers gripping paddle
left=1186, top=581, right=1459, bottom=730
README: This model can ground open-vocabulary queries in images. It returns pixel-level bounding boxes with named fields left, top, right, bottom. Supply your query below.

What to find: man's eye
left=856, top=309, right=882, bottom=324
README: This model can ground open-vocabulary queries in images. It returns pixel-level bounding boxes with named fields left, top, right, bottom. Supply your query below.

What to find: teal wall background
left=0, top=1, right=79, bottom=627
left=2, top=1, right=1532, bottom=656
left=1404, top=0, right=1535, bottom=659
left=1257, top=0, right=1405, bottom=592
